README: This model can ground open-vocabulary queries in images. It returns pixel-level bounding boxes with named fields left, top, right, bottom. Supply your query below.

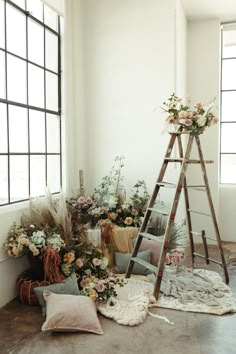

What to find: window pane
left=0, top=50, right=6, bottom=99
left=10, top=155, right=29, bottom=202
left=27, top=0, right=43, bottom=21
left=30, top=155, right=45, bottom=197
left=7, top=54, right=27, bottom=103
left=28, top=64, right=44, bottom=108
left=9, top=105, right=28, bottom=153
left=10, top=0, right=25, bottom=9
left=28, top=19, right=44, bottom=66
left=6, top=4, right=26, bottom=58
left=221, top=91, right=236, bottom=122
left=46, top=71, right=58, bottom=111
left=46, top=114, right=60, bottom=153
left=47, top=155, right=60, bottom=193
left=29, top=110, right=45, bottom=152
left=44, top=5, right=58, bottom=32
left=46, top=30, right=58, bottom=72
left=222, top=59, right=236, bottom=90
left=223, top=30, right=236, bottom=58
left=0, top=156, right=8, bottom=205
left=0, top=0, right=5, bottom=49
left=221, top=123, right=236, bottom=153
left=221, top=154, right=236, bottom=183
left=0, top=103, right=7, bottom=153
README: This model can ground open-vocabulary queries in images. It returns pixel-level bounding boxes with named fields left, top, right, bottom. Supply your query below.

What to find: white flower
left=196, top=114, right=207, bottom=127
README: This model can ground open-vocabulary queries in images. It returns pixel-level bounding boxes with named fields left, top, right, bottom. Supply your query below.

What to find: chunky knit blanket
left=97, top=269, right=236, bottom=326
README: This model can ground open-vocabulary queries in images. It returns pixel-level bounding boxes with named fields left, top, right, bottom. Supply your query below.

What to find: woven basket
left=16, top=270, right=50, bottom=306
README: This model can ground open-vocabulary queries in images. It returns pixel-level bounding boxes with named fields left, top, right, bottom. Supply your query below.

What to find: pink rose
left=95, top=281, right=105, bottom=293
left=184, top=119, right=193, bottom=126
left=78, top=196, right=86, bottom=204
left=92, top=258, right=101, bottom=266
left=124, top=217, right=134, bottom=226
left=86, top=196, right=93, bottom=204
left=131, top=209, right=138, bottom=216
left=196, top=102, right=203, bottom=109
left=212, top=117, right=219, bottom=124
left=75, top=258, right=84, bottom=268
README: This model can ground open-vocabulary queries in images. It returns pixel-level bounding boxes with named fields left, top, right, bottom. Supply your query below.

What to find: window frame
left=220, top=23, right=236, bottom=185
left=0, top=0, right=62, bottom=206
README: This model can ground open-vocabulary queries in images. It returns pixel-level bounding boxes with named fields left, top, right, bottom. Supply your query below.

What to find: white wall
left=82, top=0, right=186, bottom=204
left=187, top=19, right=221, bottom=239
left=219, top=186, right=236, bottom=241
left=0, top=205, right=29, bottom=308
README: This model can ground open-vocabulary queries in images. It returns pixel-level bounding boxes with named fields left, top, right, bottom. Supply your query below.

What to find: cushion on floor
left=42, top=291, right=103, bottom=334
left=114, top=250, right=152, bottom=275
left=34, top=272, right=79, bottom=317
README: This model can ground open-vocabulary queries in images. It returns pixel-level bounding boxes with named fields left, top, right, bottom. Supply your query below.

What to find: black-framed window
left=0, top=0, right=62, bottom=205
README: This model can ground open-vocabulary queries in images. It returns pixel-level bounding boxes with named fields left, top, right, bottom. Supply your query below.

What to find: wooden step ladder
left=125, top=132, right=229, bottom=300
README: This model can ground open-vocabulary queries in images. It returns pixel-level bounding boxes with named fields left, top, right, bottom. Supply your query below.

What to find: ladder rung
left=139, top=232, right=162, bottom=243
left=191, top=231, right=216, bottom=242
left=148, top=207, right=169, bottom=216
left=193, top=252, right=222, bottom=266
left=130, top=257, right=157, bottom=273
left=156, top=181, right=176, bottom=188
left=188, top=209, right=211, bottom=217
left=164, top=158, right=214, bottom=164
left=186, top=185, right=206, bottom=191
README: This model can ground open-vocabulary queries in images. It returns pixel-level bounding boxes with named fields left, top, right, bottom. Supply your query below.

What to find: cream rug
left=97, top=269, right=236, bottom=326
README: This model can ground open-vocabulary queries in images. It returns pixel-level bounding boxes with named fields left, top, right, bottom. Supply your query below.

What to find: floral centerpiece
left=162, top=93, right=218, bottom=135
left=89, top=180, right=150, bottom=228
left=5, top=223, right=65, bottom=258
left=60, top=243, right=125, bottom=302
left=4, top=222, right=65, bottom=282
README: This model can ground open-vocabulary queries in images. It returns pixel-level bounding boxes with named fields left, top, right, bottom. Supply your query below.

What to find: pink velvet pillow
left=132, top=238, right=162, bottom=265
left=42, top=291, right=103, bottom=334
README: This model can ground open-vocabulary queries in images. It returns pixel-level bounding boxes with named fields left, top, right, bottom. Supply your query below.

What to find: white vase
left=86, top=229, right=101, bottom=247
left=164, top=265, right=177, bottom=274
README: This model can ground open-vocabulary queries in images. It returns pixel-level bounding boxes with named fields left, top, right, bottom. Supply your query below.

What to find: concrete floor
left=0, top=244, right=236, bottom=354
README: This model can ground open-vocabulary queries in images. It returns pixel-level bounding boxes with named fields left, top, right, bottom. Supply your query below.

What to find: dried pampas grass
left=21, top=189, right=72, bottom=246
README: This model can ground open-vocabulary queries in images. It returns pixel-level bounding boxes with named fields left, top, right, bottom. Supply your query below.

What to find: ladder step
left=193, top=252, right=223, bottom=266
left=139, top=232, right=162, bottom=242
left=165, top=158, right=214, bottom=164
left=148, top=207, right=169, bottom=216
left=130, top=257, right=157, bottom=273
left=188, top=209, right=211, bottom=217
left=156, top=181, right=176, bottom=188
left=191, top=231, right=216, bottom=241
left=186, top=185, right=206, bottom=191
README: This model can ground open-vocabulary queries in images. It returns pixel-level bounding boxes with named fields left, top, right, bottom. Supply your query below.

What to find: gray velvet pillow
left=114, top=251, right=152, bottom=275
left=34, top=273, right=79, bottom=317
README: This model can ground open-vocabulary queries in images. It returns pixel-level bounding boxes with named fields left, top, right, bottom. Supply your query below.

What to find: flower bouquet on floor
left=60, top=242, right=125, bottom=302
left=164, top=249, right=184, bottom=273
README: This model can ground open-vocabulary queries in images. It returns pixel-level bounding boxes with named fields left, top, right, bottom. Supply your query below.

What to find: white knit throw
left=97, top=269, right=236, bottom=326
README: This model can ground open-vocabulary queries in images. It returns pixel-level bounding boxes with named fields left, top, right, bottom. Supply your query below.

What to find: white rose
left=197, top=115, right=207, bottom=127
